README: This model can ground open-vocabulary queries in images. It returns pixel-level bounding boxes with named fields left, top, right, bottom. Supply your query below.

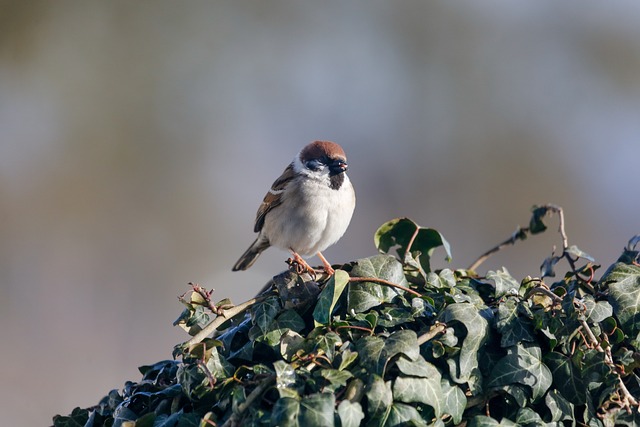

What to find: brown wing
left=254, top=163, right=295, bottom=232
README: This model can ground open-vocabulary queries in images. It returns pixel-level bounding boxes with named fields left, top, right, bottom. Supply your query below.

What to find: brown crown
left=299, top=140, right=347, bottom=163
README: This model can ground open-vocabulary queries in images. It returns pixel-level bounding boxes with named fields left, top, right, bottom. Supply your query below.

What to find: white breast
left=263, top=174, right=355, bottom=256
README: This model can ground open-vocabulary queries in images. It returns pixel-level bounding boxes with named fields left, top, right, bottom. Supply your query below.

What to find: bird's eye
left=305, top=159, right=324, bottom=171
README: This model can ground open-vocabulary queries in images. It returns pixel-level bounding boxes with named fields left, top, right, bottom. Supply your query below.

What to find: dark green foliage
left=54, top=210, right=640, bottom=426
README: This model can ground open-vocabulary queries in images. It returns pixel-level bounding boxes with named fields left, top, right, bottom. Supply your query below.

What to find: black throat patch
left=329, top=173, right=344, bottom=190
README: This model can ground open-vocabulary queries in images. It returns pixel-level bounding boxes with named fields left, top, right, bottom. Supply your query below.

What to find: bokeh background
left=2, top=2, right=639, bottom=425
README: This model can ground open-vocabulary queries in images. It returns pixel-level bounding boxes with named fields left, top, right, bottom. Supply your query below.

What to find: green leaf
left=441, top=303, right=489, bottom=391
left=357, top=331, right=420, bottom=376
left=545, top=389, right=574, bottom=423
left=514, top=407, right=544, bottom=426
left=276, top=309, right=306, bottom=332
left=313, top=331, right=342, bottom=361
left=319, top=369, right=353, bottom=392
left=251, top=296, right=281, bottom=335
left=395, top=356, right=440, bottom=378
left=441, top=380, right=467, bottom=425
left=382, top=329, right=420, bottom=363
left=540, top=254, right=562, bottom=278
left=487, top=268, right=520, bottom=298
left=271, top=397, right=300, bottom=427
left=377, top=307, right=415, bottom=327
left=393, top=376, right=443, bottom=417
left=274, top=360, right=299, bottom=398
left=469, top=415, right=518, bottom=427
left=374, top=217, right=451, bottom=274
left=566, top=245, right=594, bottom=262
left=495, top=298, right=536, bottom=348
left=426, top=269, right=456, bottom=289
left=280, top=330, right=307, bottom=362
left=206, top=346, right=234, bottom=379
left=365, top=375, right=392, bottom=418
left=337, top=400, right=365, bottom=427
left=313, top=269, right=350, bottom=326
left=603, top=262, right=640, bottom=336
left=52, top=408, right=89, bottom=427
left=583, top=297, right=613, bottom=323
left=338, top=348, right=359, bottom=371
left=529, top=206, right=550, bottom=234
left=385, top=403, right=429, bottom=427
left=299, top=393, right=335, bottom=426
left=618, top=235, right=640, bottom=264
left=487, top=343, right=552, bottom=401
left=356, top=336, right=386, bottom=375
left=347, top=255, right=406, bottom=313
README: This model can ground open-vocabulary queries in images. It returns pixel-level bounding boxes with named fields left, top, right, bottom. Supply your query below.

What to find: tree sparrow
left=232, top=141, right=356, bottom=275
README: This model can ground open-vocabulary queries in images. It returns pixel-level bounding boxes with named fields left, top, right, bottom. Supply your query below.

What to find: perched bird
left=232, top=140, right=356, bottom=275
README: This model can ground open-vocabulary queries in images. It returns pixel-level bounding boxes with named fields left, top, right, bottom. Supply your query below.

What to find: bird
left=232, top=140, right=356, bottom=275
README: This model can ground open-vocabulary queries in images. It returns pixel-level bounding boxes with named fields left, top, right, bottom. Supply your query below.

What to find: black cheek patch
left=329, top=173, right=344, bottom=190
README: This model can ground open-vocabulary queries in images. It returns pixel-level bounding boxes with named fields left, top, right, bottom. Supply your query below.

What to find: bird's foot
left=286, top=253, right=317, bottom=279
left=316, top=252, right=335, bottom=275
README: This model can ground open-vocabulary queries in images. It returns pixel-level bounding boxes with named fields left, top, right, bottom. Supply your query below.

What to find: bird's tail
left=232, top=237, right=270, bottom=271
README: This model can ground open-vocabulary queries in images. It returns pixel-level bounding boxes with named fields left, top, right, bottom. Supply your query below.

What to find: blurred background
left=1, top=1, right=639, bottom=424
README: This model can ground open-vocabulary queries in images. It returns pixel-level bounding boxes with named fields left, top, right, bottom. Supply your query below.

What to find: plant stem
left=221, top=376, right=275, bottom=427
left=579, top=320, right=638, bottom=411
left=417, top=323, right=446, bottom=346
left=468, top=227, right=527, bottom=272
left=185, top=296, right=267, bottom=347
left=349, top=277, right=422, bottom=297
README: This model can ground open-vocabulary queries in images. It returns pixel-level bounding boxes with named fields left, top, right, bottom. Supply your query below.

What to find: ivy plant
left=53, top=205, right=640, bottom=427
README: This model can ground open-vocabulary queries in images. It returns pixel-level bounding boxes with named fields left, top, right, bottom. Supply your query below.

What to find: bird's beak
left=332, top=160, right=348, bottom=172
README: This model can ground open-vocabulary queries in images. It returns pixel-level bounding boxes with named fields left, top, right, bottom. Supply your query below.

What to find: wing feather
left=254, top=163, right=295, bottom=232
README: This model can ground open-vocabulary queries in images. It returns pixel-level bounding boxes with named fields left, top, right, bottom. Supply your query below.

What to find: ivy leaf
left=253, top=309, right=306, bottom=349
left=347, top=255, right=406, bottom=313
left=426, top=269, right=456, bottom=289
left=365, top=375, right=393, bottom=418
left=529, top=206, right=550, bottom=234
left=487, top=268, right=520, bottom=298
left=280, top=331, right=306, bottom=362
left=566, top=245, right=594, bottom=262
left=382, top=330, right=420, bottom=363
left=583, top=297, right=613, bottom=323
left=495, top=298, right=536, bottom=348
left=514, top=407, right=544, bottom=426
left=395, top=356, right=440, bottom=378
left=313, top=269, right=350, bottom=326
left=385, top=403, right=429, bottom=427
left=251, top=296, right=281, bottom=335
left=487, top=343, right=552, bottom=401
left=541, top=255, right=562, bottom=278
left=441, top=380, right=467, bottom=425
left=275, top=309, right=306, bottom=332
left=299, top=393, right=335, bottom=426
left=545, top=389, right=574, bottom=423
left=338, top=348, right=359, bottom=371
left=469, top=415, right=517, bottom=427
left=618, top=235, right=640, bottom=264
left=52, top=408, right=89, bottom=427
left=319, top=369, right=353, bottom=392
left=441, top=303, right=490, bottom=392
left=356, top=336, right=386, bottom=375
left=337, top=400, right=365, bottom=427
left=274, top=360, right=299, bottom=399
left=544, top=351, right=587, bottom=405
left=374, top=217, right=451, bottom=274
left=206, top=346, right=234, bottom=379
left=392, top=376, right=443, bottom=417
left=271, top=397, right=300, bottom=427
left=602, top=262, right=640, bottom=336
